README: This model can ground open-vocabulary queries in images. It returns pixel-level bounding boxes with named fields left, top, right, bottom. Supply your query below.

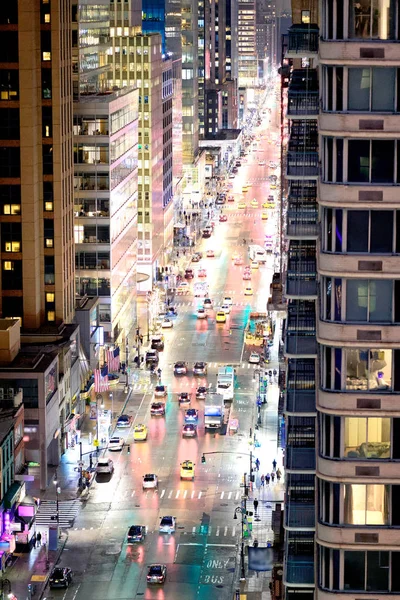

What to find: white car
left=108, top=437, right=124, bottom=451
left=220, top=304, right=231, bottom=314
left=154, top=384, right=167, bottom=397
left=159, top=516, right=176, bottom=534
left=258, top=160, right=266, bottom=166
left=161, top=318, right=173, bottom=329
left=197, top=308, right=207, bottom=319
left=142, top=473, right=158, bottom=489
left=249, top=352, right=261, bottom=364
left=223, top=297, right=233, bottom=306
left=96, top=458, right=114, bottom=474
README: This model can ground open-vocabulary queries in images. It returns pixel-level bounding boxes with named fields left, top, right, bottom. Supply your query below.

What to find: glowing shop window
left=46, top=292, right=55, bottom=303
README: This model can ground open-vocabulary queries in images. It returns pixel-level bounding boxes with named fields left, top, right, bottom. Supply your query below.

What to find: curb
left=37, top=531, right=69, bottom=600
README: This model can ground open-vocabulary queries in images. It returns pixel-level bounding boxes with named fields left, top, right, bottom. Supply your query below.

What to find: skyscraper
left=237, top=0, right=257, bottom=86
left=73, top=0, right=139, bottom=354
left=0, top=0, right=75, bottom=328
left=282, top=0, right=400, bottom=598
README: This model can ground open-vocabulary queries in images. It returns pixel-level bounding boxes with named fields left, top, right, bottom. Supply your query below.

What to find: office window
left=349, top=0, right=396, bottom=40
left=4, top=241, right=20, bottom=253
left=44, top=201, right=53, bottom=212
left=344, top=551, right=389, bottom=591
left=46, top=293, right=55, bottom=303
left=47, top=311, right=55, bottom=322
left=347, top=210, right=394, bottom=253
left=348, top=67, right=396, bottom=111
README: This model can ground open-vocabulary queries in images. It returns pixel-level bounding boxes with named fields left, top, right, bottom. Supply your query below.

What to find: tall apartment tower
left=282, top=3, right=319, bottom=599
left=73, top=0, right=139, bottom=353
left=237, top=0, right=257, bottom=86
left=282, top=0, right=400, bottom=598
left=317, top=0, right=400, bottom=597
left=0, top=0, right=75, bottom=329
left=133, top=34, right=166, bottom=285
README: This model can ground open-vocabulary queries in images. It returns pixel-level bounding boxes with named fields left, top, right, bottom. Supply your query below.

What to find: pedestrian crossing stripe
left=72, top=521, right=274, bottom=537
left=35, top=499, right=81, bottom=529
left=125, top=489, right=280, bottom=502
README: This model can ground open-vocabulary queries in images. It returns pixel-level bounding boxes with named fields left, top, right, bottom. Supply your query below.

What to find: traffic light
left=201, top=454, right=206, bottom=464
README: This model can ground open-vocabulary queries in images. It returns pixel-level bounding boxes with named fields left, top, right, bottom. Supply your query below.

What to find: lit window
left=45, top=125, right=51, bottom=137
left=3, top=262, right=13, bottom=271
left=301, top=10, right=311, bottom=24
left=45, top=238, right=54, bottom=248
left=5, top=242, right=20, bottom=252
left=44, top=13, right=50, bottom=23
left=45, top=201, right=53, bottom=211
left=3, top=204, right=21, bottom=215
left=47, top=311, right=55, bottom=322
left=42, top=52, right=51, bottom=61
left=46, top=292, right=55, bottom=303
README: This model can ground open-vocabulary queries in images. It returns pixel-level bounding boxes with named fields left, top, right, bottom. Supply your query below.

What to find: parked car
left=116, top=414, right=131, bottom=428
left=49, top=567, right=73, bottom=589
left=96, top=458, right=114, bottom=475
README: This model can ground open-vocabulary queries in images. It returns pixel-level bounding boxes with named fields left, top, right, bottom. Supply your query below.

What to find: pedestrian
left=260, top=474, right=265, bottom=487
left=36, top=531, right=42, bottom=548
left=253, top=498, right=259, bottom=514
left=32, top=533, right=36, bottom=548
left=89, top=453, right=93, bottom=469
left=272, top=458, right=277, bottom=471
left=266, top=473, right=270, bottom=485
left=276, top=468, right=282, bottom=480
left=255, top=457, right=260, bottom=471
left=271, top=472, right=275, bottom=483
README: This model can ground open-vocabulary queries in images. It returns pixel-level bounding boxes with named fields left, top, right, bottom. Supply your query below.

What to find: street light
left=234, top=507, right=246, bottom=581
left=53, top=470, right=60, bottom=531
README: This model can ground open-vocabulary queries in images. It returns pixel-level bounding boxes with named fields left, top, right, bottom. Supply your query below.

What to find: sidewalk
left=236, top=319, right=285, bottom=600
left=5, top=532, right=68, bottom=600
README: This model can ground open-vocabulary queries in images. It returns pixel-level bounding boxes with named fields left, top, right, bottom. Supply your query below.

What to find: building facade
left=317, top=0, right=400, bottom=598
left=238, top=0, right=258, bottom=86
left=281, top=0, right=400, bottom=598
left=282, top=3, right=319, bottom=599
left=0, top=0, right=75, bottom=329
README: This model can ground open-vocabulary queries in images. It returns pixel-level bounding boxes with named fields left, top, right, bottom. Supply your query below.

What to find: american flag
left=107, top=347, right=120, bottom=372
left=94, top=364, right=109, bottom=392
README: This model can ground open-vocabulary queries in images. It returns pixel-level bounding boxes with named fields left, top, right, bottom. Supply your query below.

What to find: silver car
left=142, top=473, right=158, bottom=489
left=193, top=362, right=207, bottom=376
left=96, top=458, right=114, bottom=474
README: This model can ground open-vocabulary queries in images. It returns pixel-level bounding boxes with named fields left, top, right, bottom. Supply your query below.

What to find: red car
left=219, top=214, right=228, bottom=222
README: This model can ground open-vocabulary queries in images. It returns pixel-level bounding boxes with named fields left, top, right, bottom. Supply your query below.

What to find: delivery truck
left=204, top=393, right=224, bottom=431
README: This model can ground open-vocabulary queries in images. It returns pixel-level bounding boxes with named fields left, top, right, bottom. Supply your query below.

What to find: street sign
left=93, top=439, right=99, bottom=447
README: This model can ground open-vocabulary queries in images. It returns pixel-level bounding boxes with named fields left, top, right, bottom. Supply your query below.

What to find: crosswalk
left=72, top=523, right=243, bottom=537
left=35, top=499, right=81, bottom=529
left=117, top=488, right=274, bottom=501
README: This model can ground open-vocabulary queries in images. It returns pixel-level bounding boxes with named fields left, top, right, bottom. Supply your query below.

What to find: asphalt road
left=47, top=94, right=281, bottom=600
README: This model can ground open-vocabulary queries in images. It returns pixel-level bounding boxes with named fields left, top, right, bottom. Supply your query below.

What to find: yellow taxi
left=238, top=201, right=247, bottom=209
left=250, top=198, right=258, bottom=208
left=133, top=424, right=148, bottom=441
left=261, top=211, right=269, bottom=220
left=242, top=186, right=249, bottom=193
left=216, top=311, right=227, bottom=323
left=180, top=460, right=195, bottom=480
left=270, top=183, right=277, bottom=190
left=262, top=201, right=275, bottom=209
left=244, top=286, right=253, bottom=296
left=251, top=261, right=259, bottom=269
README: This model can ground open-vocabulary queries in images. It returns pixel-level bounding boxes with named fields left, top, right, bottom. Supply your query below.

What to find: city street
left=44, top=93, right=282, bottom=600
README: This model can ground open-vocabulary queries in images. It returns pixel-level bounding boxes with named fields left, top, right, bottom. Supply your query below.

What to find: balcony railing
left=287, top=24, right=319, bottom=55
left=286, top=335, right=317, bottom=355
left=286, top=278, right=317, bottom=297
left=286, top=216, right=319, bottom=237
left=285, top=447, right=316, bottom=470
left=286, top=390, right=316, bottom=413
left=287, top=92, right=319, bottom=117
left=285, top=503, right=315, bottom=528
left=287, top=152, right=319, bottom=178
left=285, top=556, right=315, bottom=585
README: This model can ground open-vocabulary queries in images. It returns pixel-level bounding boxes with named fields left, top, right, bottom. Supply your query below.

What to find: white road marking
left=220, top=491, right=225, bottom=499
left=233, top=526, right=236, bottom=536
left=224, top=526, right=228, bottom=536
left=192, top=526, right=196, bottom=534
left=160, top=489, right=165, bottom=498
left=216, top=527, right=220, bottom=536
left=198, top=491, right=202, bottom=499
left=168, top=490, right=173, bottom=499
left=228, top=492, right=232, bottom=500
left=191, top=491, right=195, bottom=499
left=183, top=490, right=188, bottom=498
left=176, top=490, right=180, bottom=499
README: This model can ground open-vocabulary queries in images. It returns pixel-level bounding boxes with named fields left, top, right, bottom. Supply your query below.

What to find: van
left=248, top=244, right=267, bottom=263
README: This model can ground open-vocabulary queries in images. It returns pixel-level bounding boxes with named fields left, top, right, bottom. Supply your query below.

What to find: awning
left=2, top=482, right=23, bottom=509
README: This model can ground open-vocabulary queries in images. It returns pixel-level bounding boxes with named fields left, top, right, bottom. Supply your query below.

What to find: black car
left=147, top=564, right=167, bottom=584
left=184, top=268, right=194, bottom=279
left=49, top=567, right=73, bottom=589
left=127, top=525, right=146, bottom=543
left=151, top=336, right=164, bottom=351
left=146, top=350, right=159, bottom=366
left=150, top=401, right=165, bottom=416
left=215, top=197, right=225, bottom=206
left=174, top=361, right=188, bottom=375
left=193, top=361, right=207, bottom=375
left=196, top=386, right=208, bottom=399
left=202, top=230, right=212, bottom=238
